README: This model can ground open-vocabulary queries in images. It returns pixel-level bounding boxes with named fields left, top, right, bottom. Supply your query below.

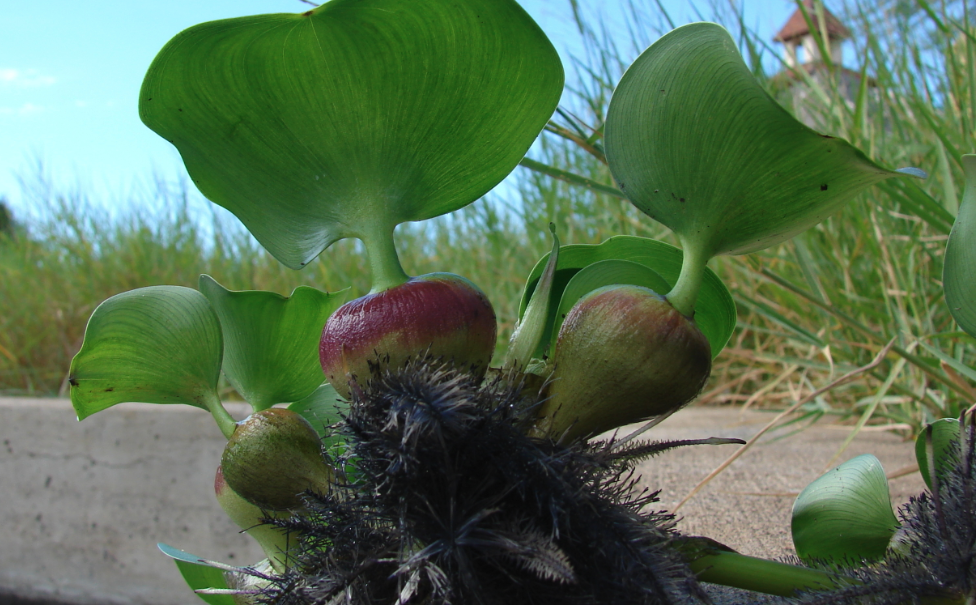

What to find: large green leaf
left=140, top=0, right=563, bottom=269
left=517, top=236, right=735, bottom=359
left=199, top=275, right=347, bottom=411
left=604, top=22, right=903, bottom=261
left=69, top=287, right=223, bottom=420
left=791, top=454, right=899, bottom=565
left=944, top=155, right=976, bottom=338
left=158, top=543, right=236, bottom=605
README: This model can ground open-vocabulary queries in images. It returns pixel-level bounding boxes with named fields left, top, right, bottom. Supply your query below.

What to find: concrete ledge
left=0, top=398, right=925, bottom=604
left=0, top=398, right=262, bottom=605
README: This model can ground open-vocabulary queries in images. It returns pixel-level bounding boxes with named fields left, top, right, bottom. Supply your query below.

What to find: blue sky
left=0, top=0, right=797, bottom=219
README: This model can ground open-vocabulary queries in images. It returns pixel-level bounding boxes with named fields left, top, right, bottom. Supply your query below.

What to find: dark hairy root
left=255, top=358, right=711, bottom=605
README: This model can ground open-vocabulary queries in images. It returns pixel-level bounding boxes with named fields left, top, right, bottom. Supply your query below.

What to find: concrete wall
left=0, top=398, right=927, bottom=604
left=0, top=398, right=263, bottom=605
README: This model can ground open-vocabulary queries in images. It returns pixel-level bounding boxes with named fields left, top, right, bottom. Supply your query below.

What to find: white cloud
left=0, top=68, right=56, bottom=88
left=19, top=102, right=43, bottom=115
left=0, top=103, right=45, bottom=116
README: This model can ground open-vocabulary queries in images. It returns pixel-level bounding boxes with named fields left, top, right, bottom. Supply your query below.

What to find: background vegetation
left=2, top=0, right=974, bottom=438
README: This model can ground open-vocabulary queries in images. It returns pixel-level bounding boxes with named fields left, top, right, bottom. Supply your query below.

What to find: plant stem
left=204, top=391, right=237, bottom=440
left=665, top=240, right=709, bottom=318
left=688, top=549, right=841, bottom=597
left=362, top=229, right=410, bottom=294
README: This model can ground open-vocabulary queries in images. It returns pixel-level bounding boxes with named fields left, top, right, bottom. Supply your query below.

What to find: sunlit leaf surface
left=140, top=0, right=563, bottom=268
left=605, top=23, right=901, bottom=259
left=944, top=155, right=976, bottom=337
left=69, top=287, right=222, bottom=420
left=792, top=454, right=899, bottom=565
left=200, top=275, right=346, bottom=410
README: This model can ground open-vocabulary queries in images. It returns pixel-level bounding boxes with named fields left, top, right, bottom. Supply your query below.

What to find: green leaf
left=69, top=287, right=223, bottom=420
left=915, top=418, right=961, bottom=490
left=604, top=22, right=903, bottom=261
left=553, top=259, right=671, bottom=343
left=157, top=543, right=236, bottom=605
left=517, top=236, right=735, bottom=359
left=140, top=0, right=563, bottom=269
left=506, top=225, right=560, bottom=366
left=199, top=275, right=347, bottom=411
left=791, top=454, right=899, bottom=565
left=944, top=154, right=976, bottom=338
left=288, top=383, right=348, bottom=449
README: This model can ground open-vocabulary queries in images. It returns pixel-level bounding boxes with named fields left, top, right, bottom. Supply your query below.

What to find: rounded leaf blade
left=69, top=287, right=223, bottom=420
left=605, top=22, right=900, bottom=259
left=791, top=454, right=899, bottom=565
left=944, top=155, right=976, bottom=338
left=915, top=418, right=961, bottom=490
left=199, top=275, right=348, bottom=410
left=517, top=235, right=735, bottom=359
left=140, top=0, right=564, bottom=268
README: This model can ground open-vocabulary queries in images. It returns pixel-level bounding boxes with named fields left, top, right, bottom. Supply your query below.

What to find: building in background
left=771, top=0, right=870, bottom=128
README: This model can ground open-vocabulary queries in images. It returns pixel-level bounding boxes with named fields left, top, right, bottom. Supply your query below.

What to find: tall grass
left=0, top=173, right=545, bottom=395
left=2, top=0, right=975, bottom=440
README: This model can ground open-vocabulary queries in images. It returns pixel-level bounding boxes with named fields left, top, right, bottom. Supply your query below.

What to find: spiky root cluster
left=253, top=359, right=708, bottom=605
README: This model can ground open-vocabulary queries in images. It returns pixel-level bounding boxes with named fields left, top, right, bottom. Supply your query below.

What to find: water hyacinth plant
left=61, top=0, right=976, bottom=603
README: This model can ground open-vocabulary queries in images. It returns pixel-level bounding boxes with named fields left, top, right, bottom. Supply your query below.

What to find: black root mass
left=256, top=359, right=710, bottom=605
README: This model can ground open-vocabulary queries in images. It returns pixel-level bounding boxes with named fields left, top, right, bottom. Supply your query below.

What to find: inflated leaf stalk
left=604, top=22, right=920, bottom=317
left=514, top=236, right=734, bottom=441
left=199, top=275, right=347, bottom=411
left=221, top=408, right=334, bottom=511
left=792, top=454, right=900, bottom=565
left=69, top=286, right=236, bottom=439
left=551, top=259, right=670, bottom=340
left=944, top=154, right=976, bottom=338
left=319, top=273, right=498, bottom=399
left=537, top=284, right=712, bottom=442
left=516, top=236, right=736, bottom=361
left=214, top=465, right=295, bottom=573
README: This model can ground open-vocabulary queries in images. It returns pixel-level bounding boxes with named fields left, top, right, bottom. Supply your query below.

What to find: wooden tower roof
left=774, top=0, right=851, bottom=43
